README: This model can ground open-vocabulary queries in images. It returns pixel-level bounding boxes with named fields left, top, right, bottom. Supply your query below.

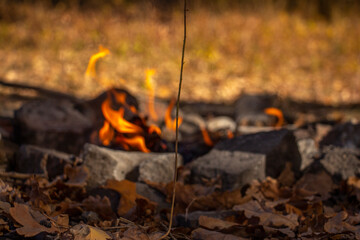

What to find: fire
left=264, top=107, right=284, bottom=127
left=145, top=69, right=158, bottom=121
left=98, top=90, right=156, bottom=152
left=201, top=127, right=214, bottom=146
left=115, top=135, right=150, bottom=153
left=227, top=130, right=234, bottom=139
left=165, top=98, right=183, bottom=131
left=102, top=97, right=143, bottom=134
left=85, top=45, right=110, bottom=78
left=99, top=121, right=114, bottom=146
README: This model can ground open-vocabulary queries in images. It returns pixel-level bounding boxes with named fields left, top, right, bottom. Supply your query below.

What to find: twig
left=0, top=172, right=46, bottom=179
left=159, top=0, right=187, bottom=239
left=160, top=222, right=177, bottom=240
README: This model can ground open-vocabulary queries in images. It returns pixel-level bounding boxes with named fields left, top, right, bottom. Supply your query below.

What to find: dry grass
left=0, top=2, right=359, bottom=104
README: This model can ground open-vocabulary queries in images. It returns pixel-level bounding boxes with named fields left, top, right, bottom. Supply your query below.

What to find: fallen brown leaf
left=64, top=164, right=89, bottom=187
left=191, top=228, right=247, bottom=240
left=105, top=179, right=138, bottom=216
left=120, top=227, right=163, bottom=240
left=198, top=216, right=239, bottom=230
left=82, top=195, right=117, bottom=220
left=105, top=179, right=155, bottom=217
left=234, top=200, right=299, bottom=230
left=324, top=211, right=360, bottom=237
left=295, top=170, right=334, bottom=199
left=347, top=176, right=360, bottom=201
left=9, top=202, right=60, bottom=237
left=70, top=224, right=112, bottom=240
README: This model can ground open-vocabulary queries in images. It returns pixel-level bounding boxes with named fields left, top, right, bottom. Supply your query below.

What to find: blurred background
left=0, top=0, right=359, bottom=104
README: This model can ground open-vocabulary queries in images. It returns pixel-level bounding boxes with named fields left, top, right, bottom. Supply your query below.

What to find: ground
left=0, top=2, right=359, bottom=105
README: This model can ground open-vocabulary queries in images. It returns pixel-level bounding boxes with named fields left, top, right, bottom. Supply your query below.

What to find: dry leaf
left=260, top=177, right=280, bottom=200
left=82, top=195, right=117, bottom=220
left=120, top=227, right=163, bottom=240
left=234, top=200, right=299, bottom=230
left=9, top=202, right=60, bottom=237
left=295, top=170, right=334, bottom=199
left=324, top=211, right=360, bottom=237
left=198, top=216, right=239, bottom=230
left=347, top=176, right=360, bottom=201
left=71, top=224, right=112, bottom=240
left=64, top=164, right=89, bottom=187
left=105, top=179, right=155, bottom=217
left=0, top=201, right=11, bottom=214
left=106, top=179, right=138, bottom=216
left=191, top=228, right=246, bottom=240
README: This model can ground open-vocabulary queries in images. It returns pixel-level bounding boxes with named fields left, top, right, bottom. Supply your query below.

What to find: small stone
left=234, top=94, right=276, bottom=126
left=82, top=144, right=183, bottom=188
left=13, top=145, right=77, bottom=179
left=320, top=147, right=360, bottom=180
left=190, top=129, right=301, bottom=190
left=320, top=122, right=360, bottom=150
left=207, top=116, right=236, bottom=133
left=139, top=154, right=182, bottom=183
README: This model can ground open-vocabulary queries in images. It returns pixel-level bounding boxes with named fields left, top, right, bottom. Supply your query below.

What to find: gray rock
left=139, top=154, right=182, bottom=183
left=190, top=129, right=301, bottom=190
left=320, top=122, right=360, bottom=150
left=83, top=144, right=183, bottom=188
left=320, top=147, right=360, bottom=180
left=297, top=138, right=318, bottom=170
left=234, top=94, right=277, bottom=126
left=207, top=116, right=236, bottom=133
left=13, top=145, right=78, bottom=179
left=136, top=183, right=169, bottom=210
left=14, top=99, right=93, bottom=154
left=237, top=126, right=275, bottom=135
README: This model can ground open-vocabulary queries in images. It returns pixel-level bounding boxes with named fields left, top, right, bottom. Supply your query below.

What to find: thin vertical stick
left=159, top=0, right=187, bottom=239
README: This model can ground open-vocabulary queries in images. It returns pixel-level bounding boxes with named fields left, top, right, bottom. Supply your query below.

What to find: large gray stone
left=82, top=144, right=183, bottom=188
left=13, top=145, right=78, bottom=179
left=190, top=129, right=301, bottom=190
left=320, top=147, right=360, bottom=180
left=14, top=99, right=93, bottom=154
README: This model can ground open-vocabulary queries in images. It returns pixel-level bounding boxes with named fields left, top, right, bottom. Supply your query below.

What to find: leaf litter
left=1, top=162, right=360, bottom=239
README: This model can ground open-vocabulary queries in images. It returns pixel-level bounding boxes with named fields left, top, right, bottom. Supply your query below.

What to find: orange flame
left=165, top=98, right=183, bottom=131
left=201, top=127, right=214, bottom=146
left=99, top=91, right=158, bottom=153
left=115, top=135, right=151, bottom=153
left=149, top=125, right=162, bottom=135
left=110, top=89, right=137, bottom=113
left=264, top=107, right=284, bottom=127
left=99, top=121, right=114, bottom=146
left=102, top=98, right=143, bottom=134
left=145, top=69, right=158, bottom=121
left=85, top=45, right=110, bottom=78
left=227, top=130, right=234, bottom=139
